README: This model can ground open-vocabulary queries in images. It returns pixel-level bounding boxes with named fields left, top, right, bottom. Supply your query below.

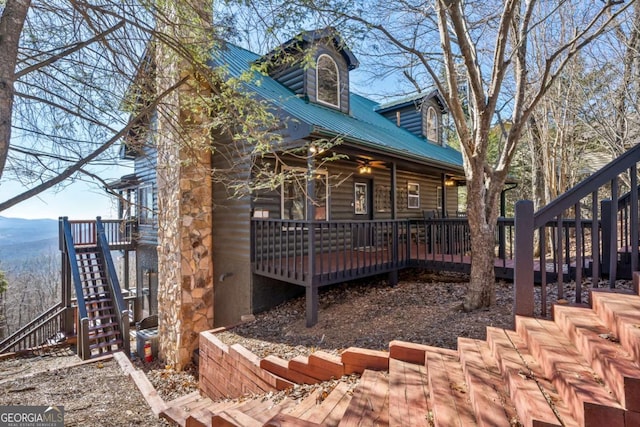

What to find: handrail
left=96, top=217, right=130, bottom=355
left=515, top=142, right=640, bottom=318
left=0, top=303, right=65, bottom=353
left=62, top=218, right=89, bottom=321
left=534, top=142, right=640, bottom=228
left=61, top=217, right=91, bottom=359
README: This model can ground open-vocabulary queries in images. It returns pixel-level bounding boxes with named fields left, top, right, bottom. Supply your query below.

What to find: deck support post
left=514, top=200, right=534, bottom=318
left=388, top=270, right=398, bottom=287
left=305, top=284, right=318, bottom=328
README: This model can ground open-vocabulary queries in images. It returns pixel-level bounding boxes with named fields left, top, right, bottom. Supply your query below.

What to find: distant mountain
left=0, top=216, right=58, bottom=266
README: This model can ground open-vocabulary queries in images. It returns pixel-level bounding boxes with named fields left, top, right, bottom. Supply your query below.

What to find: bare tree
left=239, top=0, right=633, bottom=310
left=0, top=0, right=246, bottom=212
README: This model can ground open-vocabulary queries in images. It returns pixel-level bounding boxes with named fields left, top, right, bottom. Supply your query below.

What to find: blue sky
left=1, top=166, right=129, bottom=220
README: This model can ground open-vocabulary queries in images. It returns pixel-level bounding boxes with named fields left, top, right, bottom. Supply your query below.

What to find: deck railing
left=59, top=218, right=137, bottom=249
left=252, top=219, right=411, bottom=286
left=515, top=142, right=640, bottom=318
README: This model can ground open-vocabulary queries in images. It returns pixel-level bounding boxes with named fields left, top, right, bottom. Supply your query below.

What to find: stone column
left=154, top=2, right=215, bottom=367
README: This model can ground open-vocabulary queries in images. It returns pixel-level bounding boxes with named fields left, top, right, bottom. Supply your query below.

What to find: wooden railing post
left=601, top=199, right=612, bottom=277
left=514, top=200, right=534, bottom=317
left=306, top=221, right=318, bottom=327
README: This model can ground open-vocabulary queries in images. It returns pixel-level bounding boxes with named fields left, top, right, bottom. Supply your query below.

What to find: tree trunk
left=464, top=219, right=497, bottom=311
left=0, top=0, right=32, bottom=179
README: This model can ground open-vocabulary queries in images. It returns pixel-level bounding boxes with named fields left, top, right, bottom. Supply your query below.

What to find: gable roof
left=258, top=27, right=359, bottom=71
left=211, top=42, right=463, bottom=171
left=376, top=90, right=448, bottom=114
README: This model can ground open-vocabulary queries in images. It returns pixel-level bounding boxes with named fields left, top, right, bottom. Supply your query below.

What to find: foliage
left=0, top=270, right=7, bottom=294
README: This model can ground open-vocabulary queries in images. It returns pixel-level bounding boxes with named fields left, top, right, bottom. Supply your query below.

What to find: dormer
left=376, top=90, right=448, bottom=145
left=256, top=27, right=359, bottom=115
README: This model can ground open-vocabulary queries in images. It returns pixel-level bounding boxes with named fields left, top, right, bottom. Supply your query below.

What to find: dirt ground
left=0, top=353, right=169, bottom=426
left=0, top=269, right=617, bottom=426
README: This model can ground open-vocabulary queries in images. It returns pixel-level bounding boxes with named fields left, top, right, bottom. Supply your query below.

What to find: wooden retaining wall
left=198, top=328, right=392, bottom=400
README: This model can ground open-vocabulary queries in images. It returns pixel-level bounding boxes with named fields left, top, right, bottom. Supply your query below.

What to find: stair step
left=184, top=399, right=248, bottom=427
left=338, top=369, right=389, bottom=426
left=247, top=398, right=296, bottom=423
left=457, top=337, right=518, bottom=427
left=424, top=347, right=477, bottom=426
left=88, top=321, right=118, bottom=331
left=485, top=327, right=576, bottom=427
left=285, top=389, right=324, bottom=419
left=211, top=409, right=262, bottom=427
left=301, top=382, right=353, bottom=426
left=516, top=316, right=625, bottom=427
left=388, top=357, right=430, bottom=427
left=87, top=305, right=114, bottom=313
left=185, top=408, right=214, bottom=427
left=85, top=297, right=112, bottom=304
left=89, top=338, right=122, bottom=351
left=89, top=330, right=120, bottom=341
left=161, top=391, right=212, bottom=426
left=591, top=291, right=640, bottom=362
left=264, top=414, right=322, bottom=426
left=554, top=303, right=640, bottom=411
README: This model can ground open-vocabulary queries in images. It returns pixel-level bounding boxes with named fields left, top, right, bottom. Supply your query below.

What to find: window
left=426, top=106, right=438, bottom=143
left=408, top=183, right=420, bottom=209
left=316, top=54, right=339, bottom=108
left=281, top=167, right=329, bottom=220
left=436, top=186, right=443, bottom=212
left=354, top=183, right=367, bottom=215
left=138, top=185, right=154, bottom=225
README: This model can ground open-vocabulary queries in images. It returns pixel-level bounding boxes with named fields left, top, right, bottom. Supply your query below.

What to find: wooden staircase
left=74, top=246, right=124, bottom=356
left=163, top=289, right=640, bottom=426
left=61, top=217, right=130, bottom=359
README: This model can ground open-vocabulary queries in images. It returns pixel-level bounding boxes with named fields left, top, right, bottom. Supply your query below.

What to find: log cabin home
left=110, top=27, right=467, bottom=328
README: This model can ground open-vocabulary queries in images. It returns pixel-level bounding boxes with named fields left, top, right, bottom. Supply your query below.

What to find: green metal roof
left=211, top=42, right=463, bottom=170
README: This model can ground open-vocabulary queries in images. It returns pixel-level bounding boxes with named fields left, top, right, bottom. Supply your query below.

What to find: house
left=111, top=27, right=465, bottom=339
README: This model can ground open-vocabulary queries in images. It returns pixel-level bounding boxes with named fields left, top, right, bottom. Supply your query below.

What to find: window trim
left=138, top=184, right=154, bottom=225
left=315, top=54, right=340, bottom=109
left=426, top=106, right=438, bottom=143
left=280, top=166, right=329, bottom=220
left=407, top=182, right=420, bottom=209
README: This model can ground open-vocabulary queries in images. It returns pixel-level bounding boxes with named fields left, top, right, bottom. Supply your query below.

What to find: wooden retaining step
left=485, top=327, right=577, bottom=427
left=301, top=382, right=353, bottom=426
left=388, top=357, right=430, bottom=427
left=338, top=369, right=389, bottom=426
left=590, top=291, right=640, bottom=362
left=424, top=347, right=477, bottom=426
left=515, top=316, right=625, bottom=427
left=553, top=303, right=640, bottom=411
left=161, top=391, right=213, bottom=426
left=272, top=382, right=354, bottom=426
left=457, top=337, right=518, bottom=427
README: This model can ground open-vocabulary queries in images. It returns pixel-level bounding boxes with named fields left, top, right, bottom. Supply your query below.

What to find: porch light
left=358, top=164, right=372, bottom=174
left=444, top=179, right=456, bottom=187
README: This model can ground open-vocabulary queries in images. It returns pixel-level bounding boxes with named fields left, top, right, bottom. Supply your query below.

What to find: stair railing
left=515, top=142, right=640, bottom=318
left=61, top=217, right=91, bottom=359
left=96, top=217, right=130, bottom=356
left=0, top=303, right=68, bottom=353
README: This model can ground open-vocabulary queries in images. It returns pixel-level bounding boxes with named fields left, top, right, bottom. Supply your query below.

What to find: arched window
left=316, top=54, right=340, bottom=108
left=426, top=106, right=438, bottom=143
